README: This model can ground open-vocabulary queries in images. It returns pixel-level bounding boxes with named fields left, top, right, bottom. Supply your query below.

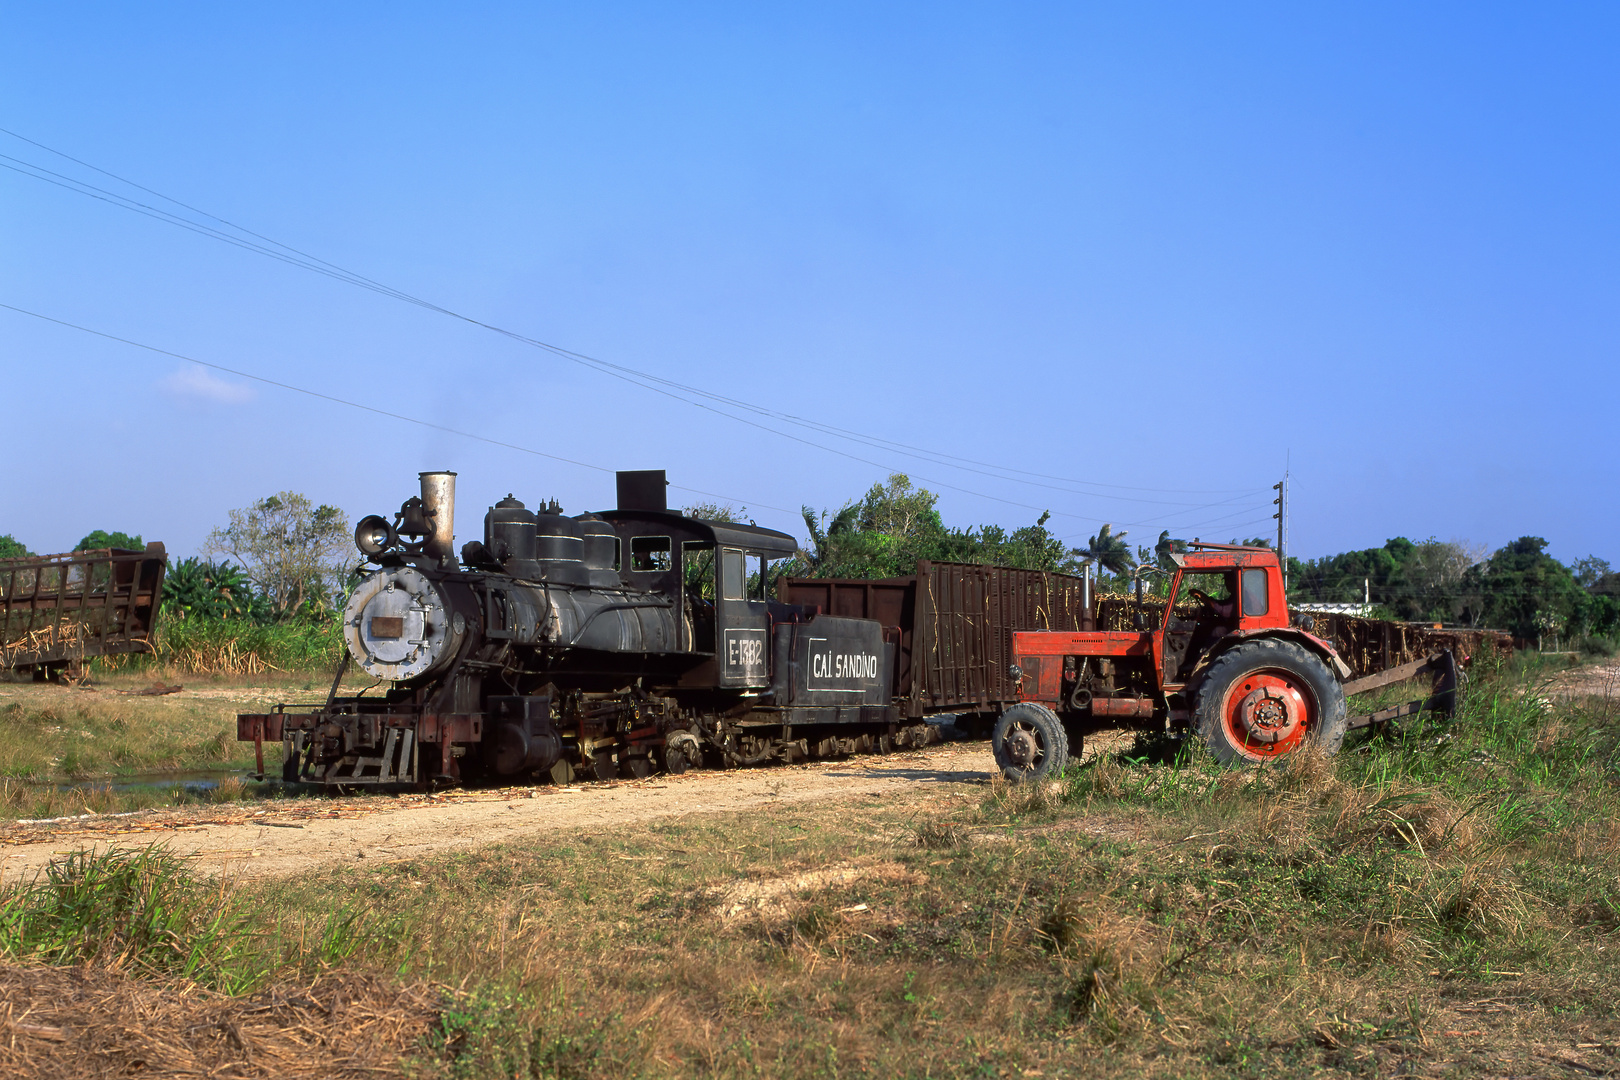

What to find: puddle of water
left=19, top=770, right=248, bottom=795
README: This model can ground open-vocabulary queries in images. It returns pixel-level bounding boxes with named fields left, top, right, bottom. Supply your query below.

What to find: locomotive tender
left=239, top=470, right=912, bottom=787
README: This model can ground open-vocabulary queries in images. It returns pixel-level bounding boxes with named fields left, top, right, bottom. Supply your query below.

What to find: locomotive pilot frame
left=240, top=470, right=1456, bottom=788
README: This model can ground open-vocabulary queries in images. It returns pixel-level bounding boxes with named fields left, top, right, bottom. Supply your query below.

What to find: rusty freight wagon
left=778, top=561, right=1100, bottom=727
left=0, top=545, right=168, bottom=680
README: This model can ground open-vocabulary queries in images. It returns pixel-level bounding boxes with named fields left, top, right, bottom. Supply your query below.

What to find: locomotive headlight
left=343, top=565, right=465, bottom=681
left=354, top=515, right=397, bottom=558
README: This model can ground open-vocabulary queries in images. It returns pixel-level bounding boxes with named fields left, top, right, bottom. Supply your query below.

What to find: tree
left=0, top=535, right=31, bottom=560
left=204, top=492, right=349, bottom=619
left=856, top=475, right=938, bottom=539
left=1464, top=536, right=1585, bottom=640
left=1073, top=524, right=1133, bottom=578
left=1154, top=531, right=1188, bottom=572
left=962, top=512, right=1077, bottom=573
left=1402, top=539, right=1488, bottom=622
left=1573, top=556, right=1613, bottom=589
left=787, top=474, right=1076, bottom=580
left=681, top=502, right=744, bottom=524
left=1292, top=536, right=1484, bottom=622
left=798, top=503, right=863, bottom=575
left=74, top=529, right=143, bottom=552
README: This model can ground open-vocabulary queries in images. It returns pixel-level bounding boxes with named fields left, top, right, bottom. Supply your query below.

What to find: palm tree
left=1154, top=530, right=1186, bottom=572
left=1071, top=524, right=1133, bottom=578
left=800, top=504, right=860, bottom=573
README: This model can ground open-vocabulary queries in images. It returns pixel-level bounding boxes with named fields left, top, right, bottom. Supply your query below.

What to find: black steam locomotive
left=239, top=471, right=926, bottom=787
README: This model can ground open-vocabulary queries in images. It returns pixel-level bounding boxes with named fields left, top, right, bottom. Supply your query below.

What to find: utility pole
left=1273, top=476, right=1287, bottom=590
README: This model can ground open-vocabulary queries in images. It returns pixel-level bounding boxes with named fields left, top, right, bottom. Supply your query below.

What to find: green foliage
left=203, top=491, right=350, bottom=618
left=1466, top=537, right=1588, bottom=641
left=155, top=614, right=345, bottom=673
left=1074, top=523, right=1134, bottom=578
left=0, top=534, right=31, bottom=559
left=73, top=529, right=143, bottom=552
left=162, top=557, right=271, bottom=622
left=1290, top=534, right=1617, bottom=638
left=787, top=474, right=1079, bottom=580
left=1153, top=530, right=1187, bottom=572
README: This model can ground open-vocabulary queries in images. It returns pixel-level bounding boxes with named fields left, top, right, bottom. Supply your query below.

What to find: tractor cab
left=1158, top=545, right=1290, bottom=686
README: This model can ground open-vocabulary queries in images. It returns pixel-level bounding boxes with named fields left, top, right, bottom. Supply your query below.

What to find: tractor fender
left=1204, top=628, right=1353, bottom=682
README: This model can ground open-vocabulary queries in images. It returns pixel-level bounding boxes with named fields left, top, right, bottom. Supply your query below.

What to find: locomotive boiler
left=239, top=470, right=913, bottom=787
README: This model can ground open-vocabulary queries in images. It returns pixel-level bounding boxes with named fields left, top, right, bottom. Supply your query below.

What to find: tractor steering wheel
left=1187, top=587, right=1215, bottom=607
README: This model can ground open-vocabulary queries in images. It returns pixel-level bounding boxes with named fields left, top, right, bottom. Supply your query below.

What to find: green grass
left=0, top=846, right=270, bottom=993
left=0, top=693, right=253, bottom=782
left=2, top=657, right=1617, bottom=1077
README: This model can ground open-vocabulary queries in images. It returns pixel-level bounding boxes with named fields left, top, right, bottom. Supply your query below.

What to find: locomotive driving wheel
left=589, top=750, right=618, bottom=783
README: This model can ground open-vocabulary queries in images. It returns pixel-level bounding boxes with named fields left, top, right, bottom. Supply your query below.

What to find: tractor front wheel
left=1193, top=639, right=1346, bottom=765
left=992, top=702, right=1069, bottom=783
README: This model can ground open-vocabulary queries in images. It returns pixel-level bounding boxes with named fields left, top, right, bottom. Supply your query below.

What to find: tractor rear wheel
left=1193, top=639, right=1346, bottom=765
left=992, top=702, right=1069, bottom=783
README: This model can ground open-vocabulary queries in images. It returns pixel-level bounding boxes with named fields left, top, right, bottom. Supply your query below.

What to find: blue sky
left=2, top=3, right=1615, bottom=567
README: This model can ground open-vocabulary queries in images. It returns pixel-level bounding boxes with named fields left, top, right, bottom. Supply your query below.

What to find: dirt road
left=1549, top=656, right=1620, bottom=699
left=0, top=744, right=1002, bottom=881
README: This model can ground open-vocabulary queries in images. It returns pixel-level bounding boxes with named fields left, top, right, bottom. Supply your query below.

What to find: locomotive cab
left=601, top=508, right=797, bottom=688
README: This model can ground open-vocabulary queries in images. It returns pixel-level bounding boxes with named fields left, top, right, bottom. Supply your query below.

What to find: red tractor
left=994, top=543, right=1456, bottom=780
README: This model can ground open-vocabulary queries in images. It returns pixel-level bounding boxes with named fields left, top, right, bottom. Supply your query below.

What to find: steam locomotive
left=238, top=470, right=926, bottom=787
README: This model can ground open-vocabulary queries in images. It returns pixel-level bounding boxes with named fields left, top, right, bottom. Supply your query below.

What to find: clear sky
left=2, top=3, right=1615, bottom=567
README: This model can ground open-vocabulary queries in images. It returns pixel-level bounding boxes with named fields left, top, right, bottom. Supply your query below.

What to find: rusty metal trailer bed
left=0, top=545, right=167, bottom=679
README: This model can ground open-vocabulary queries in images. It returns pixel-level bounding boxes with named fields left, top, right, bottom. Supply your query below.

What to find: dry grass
left=163, top=635, right=282, bottom=676
left=0, top=963, right=440, bottom=1078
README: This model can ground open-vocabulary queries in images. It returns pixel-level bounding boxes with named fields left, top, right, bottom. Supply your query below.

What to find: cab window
left=720, top=548, right=746, bottom=600
left=631, top=536, right=672, bottom=572
left=1241, top=568, right=1269, bottom=616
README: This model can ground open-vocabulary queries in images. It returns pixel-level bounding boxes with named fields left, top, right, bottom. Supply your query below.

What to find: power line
left=0, top=126, right=1265, bottom=513
left=0, top=144, right=1239, bottom=523
left=0, top=301, right=793, bottom=517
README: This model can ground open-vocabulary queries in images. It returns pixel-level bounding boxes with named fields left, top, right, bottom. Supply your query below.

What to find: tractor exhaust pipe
left=419, top=471, right=457, bottom=566
left=1080, top=565, right=1094, bottom=631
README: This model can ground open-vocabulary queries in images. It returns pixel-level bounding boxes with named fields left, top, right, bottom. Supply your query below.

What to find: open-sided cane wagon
left=0, top=545, right=168, bottom=680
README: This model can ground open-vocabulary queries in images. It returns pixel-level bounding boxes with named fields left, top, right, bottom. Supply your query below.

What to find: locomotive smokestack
left=418, top=471, right=457, bottom=566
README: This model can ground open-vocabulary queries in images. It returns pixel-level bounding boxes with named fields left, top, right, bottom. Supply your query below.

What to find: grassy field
left=0, top=664, right=355, bottom=820
left=0, top=654, right=1616, bottom=1076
